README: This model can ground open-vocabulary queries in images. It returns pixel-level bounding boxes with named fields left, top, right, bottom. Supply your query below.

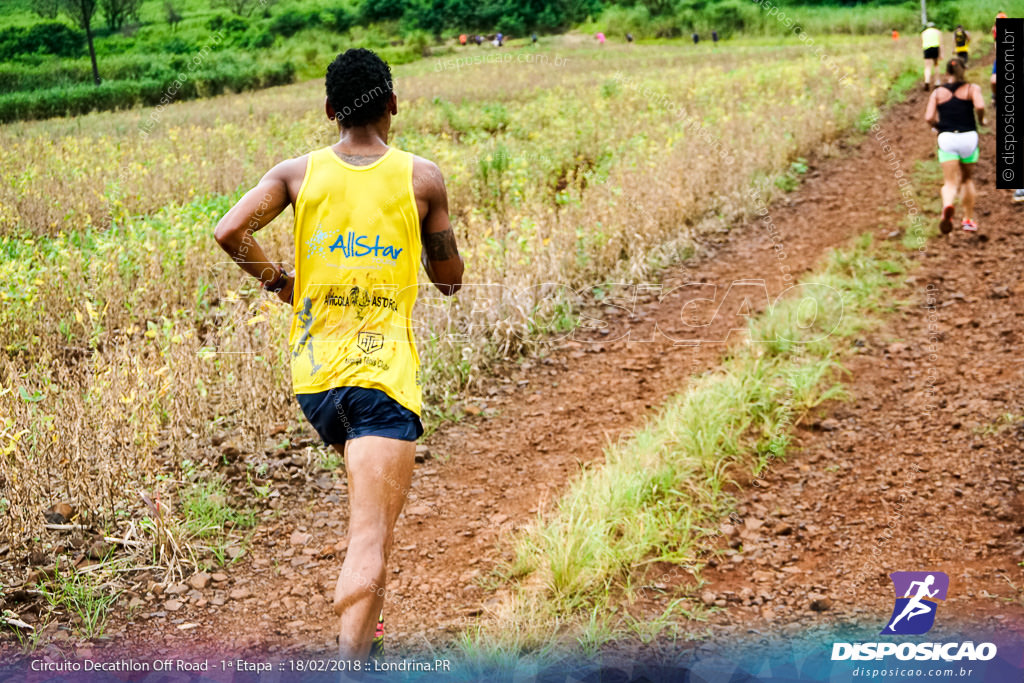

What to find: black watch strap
left=264, top=269, right=288, bottom=293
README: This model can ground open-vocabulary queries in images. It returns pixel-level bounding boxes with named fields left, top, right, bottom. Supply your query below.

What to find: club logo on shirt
left=356, top=331, right=384, bottom=354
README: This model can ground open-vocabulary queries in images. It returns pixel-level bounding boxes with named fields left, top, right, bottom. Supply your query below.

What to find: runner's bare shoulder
left=262, top=154, right=311, bottom=203
left=411, top=155, right=446, bottom=203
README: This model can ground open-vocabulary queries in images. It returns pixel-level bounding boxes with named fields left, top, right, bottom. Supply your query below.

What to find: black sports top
left=935, top=83, right=977, bottom=133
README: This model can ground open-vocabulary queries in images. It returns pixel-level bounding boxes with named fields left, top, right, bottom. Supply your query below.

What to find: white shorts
left=937, top=131, right=979, bottom=163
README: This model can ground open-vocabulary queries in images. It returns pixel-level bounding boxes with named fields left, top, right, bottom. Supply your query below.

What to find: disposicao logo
left=831, top=571, right=997, bottom=662
left=882, top=571, right=948, bottom=635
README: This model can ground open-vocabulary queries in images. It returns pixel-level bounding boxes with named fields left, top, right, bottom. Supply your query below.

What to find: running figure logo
left=882, top=572, right=949, bottom=635
left=293, top=297, right=322, bottom=375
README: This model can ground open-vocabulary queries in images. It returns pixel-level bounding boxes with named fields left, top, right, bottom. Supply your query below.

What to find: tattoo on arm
left=424, top=229, right=458, bottom=261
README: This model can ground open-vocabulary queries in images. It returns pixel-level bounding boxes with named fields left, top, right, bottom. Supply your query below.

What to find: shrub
left=928, top=3, right=961, bottom=30
left=706, top=0, right=749, bottom=37
left=0, top=21, right=85, bottom=60
left=327, top=6, right=356, bottom=33
left=0, top=59, right=296, bottom=122
left=270, top=9, right=322, bottom=37
left=359, top=0, right=406, bottom=23
left=247, top=30, right=275, bottom=48
left=207, top=13, right=248, bottom=32
left=162, top=37, right=196, bottom=54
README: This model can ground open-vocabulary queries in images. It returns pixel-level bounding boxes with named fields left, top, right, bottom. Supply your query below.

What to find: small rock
left=414, top=445, right=431, bottom=463
left=810, top=598, right=832, bottom=612
left=490, top=513, right=509, bottom=525
left=289, top=531, right=312, bottom=546
left=818, top=418, right=840, bottom=432
left=463, top=404, right=483, bottom=416
left=127, top=597, right=146, bottom=612
left=163, top=599, right=183, bottom=612
left=220, top=442, right=242, bottom=460
left=211, top=572, right=229, bottom=583
left=86, top=540, right=112, bottom=560
left=229, top=588, right=251, bottom=600
left=700, top=590, right=717, bottom=606
left=25, top=566, right=56, bottom=587
left=188, top=572, right=211, bottom=590
left=270, top=423, right=288, bottom=436
left=164, top=583, right=189, bottom=596
left=44, top=502, right=75, bottom=525
left=225, top=546, right=243, bottom=560
left=405, top=505, right=431, bottom=516
left=991, top=285, right=1011, bottom=299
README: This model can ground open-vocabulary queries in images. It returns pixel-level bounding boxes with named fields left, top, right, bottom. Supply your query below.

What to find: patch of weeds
left=318, top=449, right=344, bottom=471
left=179, top=475, right=257, bottom=567
left=974, top=413, right=1024, bottom=437
left=36, top=561, right=120, bottom=639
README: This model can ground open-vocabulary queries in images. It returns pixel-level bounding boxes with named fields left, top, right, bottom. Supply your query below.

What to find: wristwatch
left=263, top=268, right=290, bottom=293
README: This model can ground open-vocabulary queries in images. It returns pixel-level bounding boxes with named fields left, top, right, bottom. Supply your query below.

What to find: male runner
left=214, top=48, right=464, bottom=660
left=921, top=22, right=942, bottom=90
left=953, top=25, right=970, bottom=65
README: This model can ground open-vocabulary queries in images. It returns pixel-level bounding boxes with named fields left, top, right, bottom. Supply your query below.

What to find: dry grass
left=0, top=37, right=917, bottom=567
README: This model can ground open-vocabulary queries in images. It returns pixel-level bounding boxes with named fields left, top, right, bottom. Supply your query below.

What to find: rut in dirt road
left=63, top=84, right=951, bottom=658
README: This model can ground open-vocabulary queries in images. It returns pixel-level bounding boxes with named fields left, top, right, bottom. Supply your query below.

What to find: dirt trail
left=694, top=100, right=1024, bottom=640
left=7, top=77, right=1019, bottom=660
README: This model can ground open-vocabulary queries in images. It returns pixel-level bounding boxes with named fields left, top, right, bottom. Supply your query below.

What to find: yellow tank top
left=922, top=27, right=941, bottom=49
left=289, top=146, right=423, bottom=415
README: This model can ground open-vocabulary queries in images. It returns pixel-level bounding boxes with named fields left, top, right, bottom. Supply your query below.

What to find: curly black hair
left=325, top=48, right=394, bottom=127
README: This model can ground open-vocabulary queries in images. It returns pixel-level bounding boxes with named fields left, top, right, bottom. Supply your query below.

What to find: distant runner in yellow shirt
left=921, top=22, right=943, bottom=90
left=214, top=48, right=464, bottom=661
left=953, top=25, right=970, bottom=66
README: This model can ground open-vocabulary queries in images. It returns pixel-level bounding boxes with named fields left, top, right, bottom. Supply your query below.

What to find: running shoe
left=369, top=611, right=384, bottom=659
left=961, top=218, right=977, bottom=232
left=938, top=205, right=955, bottom=234
left=1014, top=189, right=1024, bottom=202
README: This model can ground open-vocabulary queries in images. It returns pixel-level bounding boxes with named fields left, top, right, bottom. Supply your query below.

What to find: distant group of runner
left=456, top=30, right=722, bottom=48
left=917, top=21, right=973, bottom=90
left=917, top=11, right=1021, bottom=237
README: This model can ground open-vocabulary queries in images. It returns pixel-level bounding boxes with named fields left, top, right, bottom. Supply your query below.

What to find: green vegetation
left=37, top=561, right=121, bottom=639
left=588, top=0, right=1005, bottom=40
left=461, top=232, right=909, bottom=654
left=177, top=469, right=257, bottom=567
left=0, top=0, right=1000, bottom=122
